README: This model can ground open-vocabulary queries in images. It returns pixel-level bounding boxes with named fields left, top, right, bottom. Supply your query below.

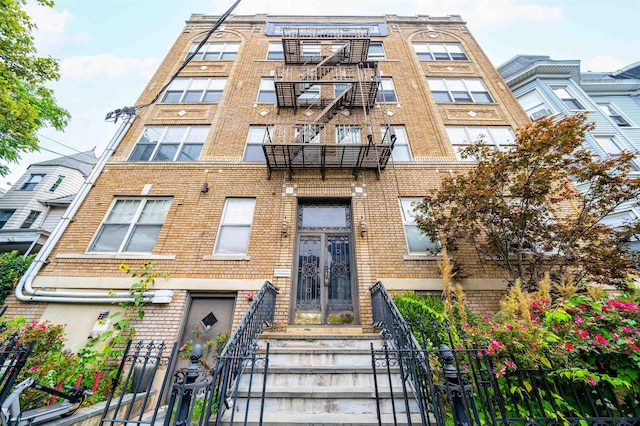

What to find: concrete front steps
left=219, top=327, right=426, bottom=425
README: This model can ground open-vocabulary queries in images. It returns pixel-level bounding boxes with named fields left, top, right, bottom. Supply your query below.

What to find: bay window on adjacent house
left=518, top=89, right=553, bottom=121
left=20, top=210, right=41, bottom=229
left=89, top=198, right=172, bottom=253
left=552, top=86, right=585, bottom=110
left=427, top=78, right=493, bottom=103
left=186, top=42, right=240, bottom=60
left=445, top=126, right=515, bottom=160
left=0, top=210, right=14, bottom=229
left=598, top=103, right=632, bottom=127
left=243, top=126, right=272, bottom=161
left=412, top=43, right=468, bottom=61
left=214, top=198, right=256, bottom=255
left=49, top=175, right=65, bottom=192
left=594, top=135, right=639, bottom=171
left=129, top=126, right=208, bottom=162
left=20, top=174, right=45, bottom=191
left=400, top=198, right=440, bottom=255
left=161, top=78, right=227, bottom=103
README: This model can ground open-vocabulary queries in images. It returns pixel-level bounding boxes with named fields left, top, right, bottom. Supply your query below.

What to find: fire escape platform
left=275, top=81, right=379, bottom=110
left=282, top=33, right=371, bottom=65
left=263, top=143, right=393, bottom=179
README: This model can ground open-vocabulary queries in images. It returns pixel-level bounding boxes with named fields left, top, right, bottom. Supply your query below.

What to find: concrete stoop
left=218, top=331, right=427, bottom=426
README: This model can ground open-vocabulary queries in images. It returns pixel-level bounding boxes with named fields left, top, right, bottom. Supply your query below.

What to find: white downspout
left=15, top=114, right=173, bottom=304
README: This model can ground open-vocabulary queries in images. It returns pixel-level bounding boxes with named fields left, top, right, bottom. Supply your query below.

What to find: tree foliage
left=0, top=250, right=34, bottom=304
left=415, top=113, right=640, bottom=291
left=0, top=0, right=70, bottom=176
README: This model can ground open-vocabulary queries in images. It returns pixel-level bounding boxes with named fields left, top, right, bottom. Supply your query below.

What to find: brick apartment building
left=8, top=14, right=530, bottom=350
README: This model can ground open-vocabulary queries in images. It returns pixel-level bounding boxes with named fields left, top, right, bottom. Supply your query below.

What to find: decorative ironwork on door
left=296, top=235, right=321, bottom=312
left=326, top=235, right=352, bottom=314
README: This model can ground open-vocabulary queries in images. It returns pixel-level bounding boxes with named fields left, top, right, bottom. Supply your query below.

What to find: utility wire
left=36, top=132, right=86, bottom=154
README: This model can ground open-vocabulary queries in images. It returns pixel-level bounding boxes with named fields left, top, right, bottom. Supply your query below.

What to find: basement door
left=292, top=201, right=356, bottom=325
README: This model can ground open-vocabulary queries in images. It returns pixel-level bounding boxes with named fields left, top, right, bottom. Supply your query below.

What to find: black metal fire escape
left=262, top=26, right=395, bottom=179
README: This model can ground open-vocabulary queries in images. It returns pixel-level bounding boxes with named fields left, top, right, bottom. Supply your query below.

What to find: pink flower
left=506, top=360, right=515, bottom=368
left=588, top=377, right=596, bottom=386
left=490, top=340, right=502, bottom=349
left=483, top=317, right=490, bottom=323
left=565, top=343, right=574, bottom=350
left=576, top=330, right=589, bottom=339
left=504, top=324, right=513, bottom=330
left=595, top=334, right=609, bottom=345
left=29, top=366, right=38, bottom=371
left=574, top=316, right=582, bottom=323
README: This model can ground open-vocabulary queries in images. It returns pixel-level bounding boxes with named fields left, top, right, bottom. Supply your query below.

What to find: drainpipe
left=15, top=114, right=174, bottom=304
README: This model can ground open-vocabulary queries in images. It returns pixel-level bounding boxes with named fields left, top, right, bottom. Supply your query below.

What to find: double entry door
left=293, top=201, right=356, bottom=325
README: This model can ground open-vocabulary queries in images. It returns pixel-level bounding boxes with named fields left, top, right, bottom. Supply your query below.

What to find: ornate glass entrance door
left=293, top=201, right=355, bottom=325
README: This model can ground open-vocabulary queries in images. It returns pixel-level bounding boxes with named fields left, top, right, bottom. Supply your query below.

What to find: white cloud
left=586, top=56, right=627, bottom=73
left=25, top=3, right=89, bottom=51
left=60, top=55, right=159, bottom=80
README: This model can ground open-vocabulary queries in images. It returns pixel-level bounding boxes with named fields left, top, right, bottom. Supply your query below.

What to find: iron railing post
left=175, top=344, right=202, bottom=425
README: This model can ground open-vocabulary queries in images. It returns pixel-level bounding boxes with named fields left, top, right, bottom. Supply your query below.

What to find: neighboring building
left=7, top=14, right=532, bottom=350
left=498, top=56, right=640, bottom=240
left=0, top=151, right=97, bottom=255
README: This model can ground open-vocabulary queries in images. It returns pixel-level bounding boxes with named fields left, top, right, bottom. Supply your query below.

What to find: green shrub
left=0, top=251, right=34, bottom=305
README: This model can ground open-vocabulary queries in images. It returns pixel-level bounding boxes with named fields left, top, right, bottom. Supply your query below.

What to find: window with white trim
left=214, top=198, right=256, bottom=254
left=267, top=42, right=284, bottom=60
left=298, top=84, right=321, bottom=104
left=427, top=78, right=493, bottom=103
left=518, top=89, right=553, bottom=120
left=186, top=42, right=240, bottom=60
left=368, top=42, right=385, bottom=60
left=376, top=78, right=398, bottom=103
left=20, top=210, right=41, bottom=229
left=594, top=135, right=639, bottom=171
left=20, top=174, right=45, bottom=191
left=600, top=210, right=638, bottom=229
left=412, top=43, right=468, bottom=61
left=598, top=103, right=632, bottom=127
left=381, top=126, right=412, bottom=161
left=445, top=126, right=515, bottom=160
left=552, top=86, right=585, bottom=110
left=129, top=126, right=207, bottom=162
left=48, top=175, right=65, bottom=192
left=89, top=198, right=172, bottom=253
left=400, top=198, right=439, bottom=254
left=0, top=210, right=14, bottom=229
left=336, top=126, right=361, bottom=144
left=161, top=78, right=227, bottom=103
left=257, top=78, right=276, bottom=103
left=243, top=126, right=272, bottom=161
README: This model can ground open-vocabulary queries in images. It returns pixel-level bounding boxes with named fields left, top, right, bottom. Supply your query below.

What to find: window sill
left=203, top=254, right=251, bottom=261
left=403, top=254, right=442, bottom=261
left=57, top=253, right=176, bottom=260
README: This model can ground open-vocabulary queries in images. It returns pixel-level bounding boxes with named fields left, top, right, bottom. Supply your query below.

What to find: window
left=302, top=44, right=322, bottom=58
left=298, top=84, right=321, bottom=104
left=594, top=135, right=639, bottom=171
left=48, top=175, right=65, bottom=192
left=376, top=78, right=398, bottom=103
left=20, top=174, right=45, bottom=191
left=600, top=210, right=638, bottom=229
left=187, top=42, right=239, bottom=60
left=129, top=126, right=207, bottom=162
left=552, top=86, right=584, bottom=110
left=400, top=198, right=439, bottom=254
left=0, top=210, right=14, bottom=229
left=367, top=42, right=385, bottom=60
left=214, top=198, right=255, bottom=254
left=445, top=126, right=515, bottom=160
left=428, top=78, right=493, bottom=103
left=381, top=126, right=412, bottom=161
left=336, top=126, right=361, bottom=144
left=89, top=198, right=172, bottom=253
left=161, top=78, right=227, bottom=103
left=20, top=210, right=41, bottom=229
left=518, top=89, right=553, bottom=120
left=598, top=103, right=632, bottom=127
left=267, top=42, right=284, bottom=60
left=412, top=43, right=468, bottom=61
left=244, top=126, right=272, bottom=161
left=257, top=78, right=276, bottom=103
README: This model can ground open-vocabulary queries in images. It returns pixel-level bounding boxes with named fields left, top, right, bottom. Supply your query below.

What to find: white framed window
left=161, top=78, right=227, bottom=103
left=298, top=84, right=321, bottom=104
left=445, top=126, right=515, bottom=160
left=0, top=210, right=14, bottom=229
left=376, top=78, right=398, bottom=103
left=20, top=174, right=45, bottom=191
left=20, top=210, right=41, bottom=229
left=257, top=78, right=276, bottom=103
left=381, top=126, right=412, bottom=161
left=214, top=198, right=256, bottom=254
left=187, top=42, right=240, bottom=60
left=518, top=89, right=553, bottom=120
left=594, top=135, right=639, bottom=171
left=600, top=210, right=639, bottom=229
left=412, top=43, right=468, bottom=61
left=400, top=198, right=439, bottom=254
left=336, top=126, right=361, bottom=144
left=267, top=42, right=284, bottom=60
left=598, top=103, right=633, bottom=127
left=48, top=175, right=65, bottom=192
left=129, top=126, right=207, bottom=162
left=552, top=86, right=585, bottom=110
left=428, top=78, right=493, bottom=103
left=89, top=198, right=172, bottom=253
left=295, top=125, right=321, bottom=144
left=367, top=42, right=385, bottom=60
left=302, top=44, right=322, bottom=58
left=244, top=126, right=272, bottom=161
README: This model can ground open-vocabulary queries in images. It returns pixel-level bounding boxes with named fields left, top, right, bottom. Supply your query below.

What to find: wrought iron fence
left=370, top=280, right=640, bottom=426
left=0, top=333, right=33, bottom=405
left=164, top=280, right=278, bottom=426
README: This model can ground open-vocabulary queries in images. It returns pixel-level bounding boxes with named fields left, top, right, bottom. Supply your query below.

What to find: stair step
left=218, top=411, right=428, bottom=426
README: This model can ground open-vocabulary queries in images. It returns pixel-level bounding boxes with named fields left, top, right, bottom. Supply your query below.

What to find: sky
left=5, top=0, right=639, bottom=190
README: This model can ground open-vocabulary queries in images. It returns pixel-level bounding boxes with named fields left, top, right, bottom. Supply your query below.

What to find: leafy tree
left=0, top=0, right=70, bottom=176
left=0, top=250, right=34, bottom=304
left=415, top=113, right=640, bottom=291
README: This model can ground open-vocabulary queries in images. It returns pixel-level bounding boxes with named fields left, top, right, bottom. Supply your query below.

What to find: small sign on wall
left=274, top=268, right=291, bottom=277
